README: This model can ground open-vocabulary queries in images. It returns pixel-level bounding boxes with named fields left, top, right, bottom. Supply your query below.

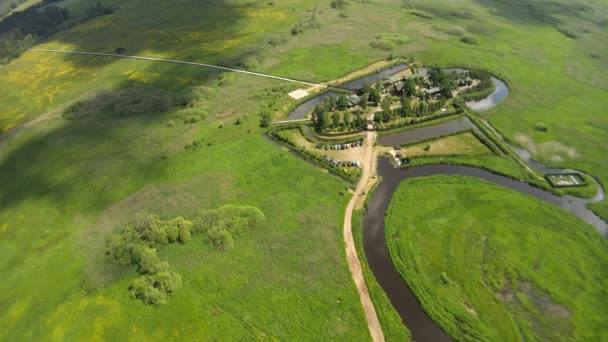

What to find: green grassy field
left=385, top=176, right=608, bottom=341
left=402, top=131, right=492, bottom=157
left=1, top=0, right=607, bottom=339
left=0, top=109, right=372, bottom=340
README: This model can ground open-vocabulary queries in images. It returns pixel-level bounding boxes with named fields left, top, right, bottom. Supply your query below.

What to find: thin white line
left=31, top=49, right=318, bottom=86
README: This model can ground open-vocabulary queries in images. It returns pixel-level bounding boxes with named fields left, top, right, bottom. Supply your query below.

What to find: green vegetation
left=400, top=131, right=492, bottom=157
left=268, top=125, right=361, bottom=185
left=0, top=0, right=607, bottom=339
left=106, top=206, right=265, bottom=305
left=385, top=176, right=608, bottom=341
left=0, top=97, right=369, bottom=339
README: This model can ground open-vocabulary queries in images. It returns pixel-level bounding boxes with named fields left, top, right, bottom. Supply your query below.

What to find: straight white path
left=271, top=118, right=311, bottom=125
left=31, top=49, right=319, bottom=86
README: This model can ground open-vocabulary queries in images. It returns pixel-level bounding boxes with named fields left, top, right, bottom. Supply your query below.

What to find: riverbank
left=384, top=175, right=608, bottom=341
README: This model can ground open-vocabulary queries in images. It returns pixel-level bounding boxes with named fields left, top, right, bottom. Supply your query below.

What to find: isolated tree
left=328, top=96, right=337, bottom=111
left=259, top=111, right=271, bottom=127
left=369, top=90, right=381, bottom=105
left=337, top=95, right=349, bottom=110
left=313, top=104, right=326, bottom=130
left=382, top=97, right=394, bottom=122
left=322, top=111, right=332, bottom=131
left=440, top=78, right=456, bottom=98
left=343, top=111, right=352, bottom=128
left=404, top=78, right=416, bottom=97
left=362, top=81, right=373, bottom=95
left=332, top=111, right=342, bottom=128
left=359, top=94, right=368, bottom=109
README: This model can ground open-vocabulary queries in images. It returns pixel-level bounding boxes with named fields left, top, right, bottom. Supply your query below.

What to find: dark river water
left=377, top=117, right=477, bottom=146
left=286, top=91, right=341, bottom=120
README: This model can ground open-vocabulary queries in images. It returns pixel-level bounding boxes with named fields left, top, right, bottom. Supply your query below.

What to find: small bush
left=408, top=9, right=432, bottom=19
left=218, top=73, right=236, bottom=86
left=241, top=52, right=263, bottom=70
left=534, top=122, right=549, bottom=132
left=129, top=272, right=182, bottom=305
left=208, top=226, right=234, bottom=250
left=370, top=40, right=396, bottom=51
left=440, top=272, right=451, bottom=285
left=331, top=0, right=348, bottom=9
left=461, top=34, right=479, bottom=44
left=268, top=34, right=289, bottom=47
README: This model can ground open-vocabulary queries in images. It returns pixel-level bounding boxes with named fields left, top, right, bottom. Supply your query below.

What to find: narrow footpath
left=30, top=49, right=318, bottom=86
left=343, top=131, right=384, bottom=342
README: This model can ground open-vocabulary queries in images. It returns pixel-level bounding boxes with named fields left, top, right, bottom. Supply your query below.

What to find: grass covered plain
left=0, top=111, right=371, bottom=340
left=401, top=131, right=492, bottom=157
left=0, top=0, right=607, bottom=339
left=385, top=175, right=608, bottom=341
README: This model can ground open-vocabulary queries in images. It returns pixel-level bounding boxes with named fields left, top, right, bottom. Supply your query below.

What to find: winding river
left=360, top=69, right=607, bottom=341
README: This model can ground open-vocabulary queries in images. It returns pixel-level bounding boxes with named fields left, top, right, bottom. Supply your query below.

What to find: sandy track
left=343, top=131, right=384, bottom=342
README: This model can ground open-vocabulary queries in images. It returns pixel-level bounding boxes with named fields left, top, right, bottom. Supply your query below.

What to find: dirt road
left=343, top=131, right=384, bottom=342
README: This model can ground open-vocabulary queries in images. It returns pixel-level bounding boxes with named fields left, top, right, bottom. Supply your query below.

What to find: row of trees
left=374, top=95, right=447, bottom=123
left=106, top=205, right=265, bottom=305
left=312, top=96, right=368, bottom=131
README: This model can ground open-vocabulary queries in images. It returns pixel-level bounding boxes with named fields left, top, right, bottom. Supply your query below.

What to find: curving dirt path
left=343, top=131, right=384, bottom=342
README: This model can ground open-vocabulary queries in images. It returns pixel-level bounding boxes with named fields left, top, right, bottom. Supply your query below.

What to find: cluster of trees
left=427, top=67, right=457, bottom=98
left=374, top=94, right=447, bottom=124
left=311, top=96, right=366, bottom=132
left=0, top=0, right=114, bottom=64
left=458, top=69, right=493, bottom=100
left=357, top=81, right=382, bottom=105
left=106, top=214, right=192, bottom=305
left=106, top=205, right=265, bottom=305
left=63, top=86, right=213, bottom=123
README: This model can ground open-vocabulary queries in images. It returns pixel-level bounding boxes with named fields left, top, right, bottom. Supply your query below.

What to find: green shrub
left=408, top=9, right=433, bottom=19
left=461, top=34, right=479, bottom=44
left=370, top=40, right=396, bottom=51
left=136, top=247, right=161, bottom=274
left=534, top=122, right=548, bottom=132
left=268, top=34, right=289, bottom=47
left=129, top=271, right=182, bottom=305
left=208, top=226, right=234, bottom=250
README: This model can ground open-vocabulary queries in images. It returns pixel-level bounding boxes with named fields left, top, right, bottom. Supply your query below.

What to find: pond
left=377, top=117, right=477, bottom=146
left=286, top=91, right=341, bottom=120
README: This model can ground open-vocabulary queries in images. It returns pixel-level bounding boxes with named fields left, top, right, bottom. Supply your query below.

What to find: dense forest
left=0, top=0, right=112, bottom=64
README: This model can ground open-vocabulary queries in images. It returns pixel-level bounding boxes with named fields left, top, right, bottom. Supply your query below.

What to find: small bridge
left=271, top=118, right=311, bottom=125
